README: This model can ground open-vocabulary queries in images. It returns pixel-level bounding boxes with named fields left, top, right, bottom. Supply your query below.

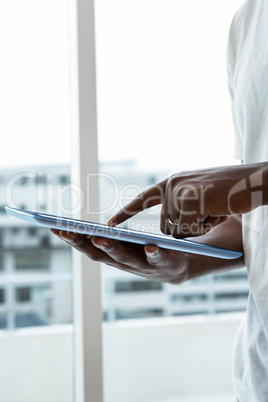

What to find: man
left=52, top=0, right=268, bottom=400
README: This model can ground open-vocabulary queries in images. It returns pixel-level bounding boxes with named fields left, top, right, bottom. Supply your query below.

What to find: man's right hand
left=107, top=164, right=266, bottom=239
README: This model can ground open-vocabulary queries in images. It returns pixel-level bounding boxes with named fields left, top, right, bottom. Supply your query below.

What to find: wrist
left=262, top=162, right=268, bottom=206
left=243, top=162, right=268, bottom=208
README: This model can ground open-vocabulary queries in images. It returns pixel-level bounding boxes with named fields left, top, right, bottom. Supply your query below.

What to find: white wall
left=103, top=314, right=243, bottom=402
left=0, top=314, right=243, bottom=402
left=0, top=326, right=73, bottom=402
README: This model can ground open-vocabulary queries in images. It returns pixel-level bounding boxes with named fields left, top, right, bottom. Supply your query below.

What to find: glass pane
left=0, top=0, right=73, bottom=330
left=0, top=2, right=75, bottom=401
left=95, top=0, right=248, bottom=322
left=14, top=282, right=72, bottom=328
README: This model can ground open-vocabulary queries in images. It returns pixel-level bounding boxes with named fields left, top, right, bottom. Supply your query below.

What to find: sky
left=0, top=0, right=245, bottom=173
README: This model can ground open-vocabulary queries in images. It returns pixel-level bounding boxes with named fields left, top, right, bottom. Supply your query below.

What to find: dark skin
left=107, top=162, right=268, bottom=238
left=51, top=215, right=244, bottom=285
left=49, top=161, right=268, bottom=284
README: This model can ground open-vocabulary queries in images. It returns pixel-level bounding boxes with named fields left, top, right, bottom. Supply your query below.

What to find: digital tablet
left=5, top=207, right=243, bottom=260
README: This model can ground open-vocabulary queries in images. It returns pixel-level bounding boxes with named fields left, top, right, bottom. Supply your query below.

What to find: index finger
left=107, top=179, right=167, bottom=226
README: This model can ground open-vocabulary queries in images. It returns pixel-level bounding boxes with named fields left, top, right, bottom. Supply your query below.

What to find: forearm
left=184, top=216, right=244, bottom=282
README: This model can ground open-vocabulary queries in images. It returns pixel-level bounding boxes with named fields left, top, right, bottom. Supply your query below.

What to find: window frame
left=69, top=0, right=103, bottom=400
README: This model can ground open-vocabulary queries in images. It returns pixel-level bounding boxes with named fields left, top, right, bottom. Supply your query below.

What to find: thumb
left=144, top=246, right=168, bottom=266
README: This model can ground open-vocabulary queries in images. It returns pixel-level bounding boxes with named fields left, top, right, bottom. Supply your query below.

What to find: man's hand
left=108, top=163, right=268, bottom=238
left=50, top=216, right=244, bottom=284
left=50, top=164, right=251, bottom=284
left=50, top=229, right=189, bottom=284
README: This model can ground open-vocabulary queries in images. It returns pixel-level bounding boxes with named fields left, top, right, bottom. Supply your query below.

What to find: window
left=15, top=312, right=48, bottom=328
left=0, top=288, right=5, bottom=304
left=40, top=236, right=50, bottom=247
left=0, top=254, right=3, bottom=271
left=116, top=308, right=163, bottom=320
left=147, top=176, right=157, bottom=185
left=15, top=250, right=50, bottom=271
left=0, top=1, right=246, bottom=401
left=0, top=0, right=73, bottom=332
left=17, top=177, right=29, bottom=186
left=16, top=287, right=30, bottom=302
left=27, top=228, right=37, bottom=237
left=115, top=281, right=162, bottom=293
left=59, top=175, right=69, bottom=185
left=95, top=0, right=248, bottom=323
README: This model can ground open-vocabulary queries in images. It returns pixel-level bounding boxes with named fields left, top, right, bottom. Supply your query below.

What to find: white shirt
left=227, top=0, right=268, bottom=400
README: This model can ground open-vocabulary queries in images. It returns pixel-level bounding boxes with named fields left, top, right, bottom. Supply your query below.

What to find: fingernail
left=146, top=251, right=159, bottom=257
left=107, top=216, right=116, bottom=227
left=145, top=246, right=159, bottom=256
